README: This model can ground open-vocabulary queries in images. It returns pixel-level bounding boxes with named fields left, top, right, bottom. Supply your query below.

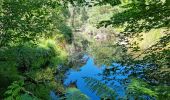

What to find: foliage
left=65, top=88, right=90, bottom=100
left=84, top=77, right=116, bottom=99
left=95, top=0, right=170, bottom=85
left=99, top=0, right=170, bottom=33
left=69, top=0, right=170, bottom=99
left=63, top=0, right=121, bottom=6
left=34, top=67, right=55, bottom=82
left=24, top=67, right=65, bottom=99
left=81, top=7, right=89, bottom=23
left=127, top=78, right=170, bottom=100
left=87, top=4, right=115, bottom=26
left=0, top=49, right=20, bottom=98
left=127, top=78, right=158, bottom=99
left=0, top=0, right=71, bottom=99
left=4, top=81, right=38, bottom=100
left=0, top=32, right=69, bottom=99
left=1, top=0, right=170, bottom=99
left=25, top=83, right=51, bottom=100
left=0, top=0, right=72, bottom=47
left=69, top=5, right=88, bottom=30
left=88, top=39, right=128, bottom=66
left=4, top=81, right=24, bottom=100
left=8, top=39, right=68, bottom=71
left=18, top=93, right=39, bottom=100
left=153, top=85, right=170, bottom=100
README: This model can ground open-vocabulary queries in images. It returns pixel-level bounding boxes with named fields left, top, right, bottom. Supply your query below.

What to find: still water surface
left=64, top=56, right=135, bottom=100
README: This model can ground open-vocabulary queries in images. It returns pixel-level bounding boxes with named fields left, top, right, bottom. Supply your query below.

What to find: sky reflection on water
left=64, top=57, right=132, bottom=100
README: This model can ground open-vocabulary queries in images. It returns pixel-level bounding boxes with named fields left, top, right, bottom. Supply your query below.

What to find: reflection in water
left=64, top=56, right=134, bottom=100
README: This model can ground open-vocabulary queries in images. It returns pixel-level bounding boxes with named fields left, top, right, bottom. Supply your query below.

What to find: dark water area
left=63, top=56, right=141, bottom=100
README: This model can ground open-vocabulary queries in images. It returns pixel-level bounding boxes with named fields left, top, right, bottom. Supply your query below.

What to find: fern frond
left=65, top=88, right=90, bottom=100
left=83, top=77, right=116, bottom=100
left=127, top=78, right=158, bottom=99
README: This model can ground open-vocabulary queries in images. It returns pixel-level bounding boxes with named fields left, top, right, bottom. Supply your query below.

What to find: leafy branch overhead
left=0, top=0, right=72, bottom=46
left=98, top=0, right=170, bottom=34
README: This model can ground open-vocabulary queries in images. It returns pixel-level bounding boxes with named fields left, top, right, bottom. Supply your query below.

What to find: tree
left=0, top=0, right=72, bottom=47
left=0, top=0, right=72, bottom=99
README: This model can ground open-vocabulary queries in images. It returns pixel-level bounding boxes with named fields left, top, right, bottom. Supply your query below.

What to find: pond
left=63, top=55, right=145, bottom=100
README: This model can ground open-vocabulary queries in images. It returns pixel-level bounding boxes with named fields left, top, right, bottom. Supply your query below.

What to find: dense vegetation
left=0, top=0, right=71, bottom=99
left=0, top=0, right=169, bottom=99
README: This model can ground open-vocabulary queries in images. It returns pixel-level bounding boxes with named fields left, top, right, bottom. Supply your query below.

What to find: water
left=64, top=56, right=134, bottom=100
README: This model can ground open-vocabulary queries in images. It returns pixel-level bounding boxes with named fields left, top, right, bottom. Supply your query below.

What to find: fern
left=83, top=77, right=116, bottom=100
left=18, top=93, right=39, bottom=100
left=64, top=88, right=90, bottom=100
left=4, top=81, right=39, bottom=100
left=127, top=78, right=158, bottom=99
left=4, top=81, right=24, bottom=100
left=127, top=78, right=170, bottom=99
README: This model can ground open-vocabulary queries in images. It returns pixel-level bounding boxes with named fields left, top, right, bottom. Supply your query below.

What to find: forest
left=0, top=0, right=170, bottom=100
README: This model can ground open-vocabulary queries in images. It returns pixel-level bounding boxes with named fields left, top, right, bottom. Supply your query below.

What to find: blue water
left=64, top=56, right=133, bottom=100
